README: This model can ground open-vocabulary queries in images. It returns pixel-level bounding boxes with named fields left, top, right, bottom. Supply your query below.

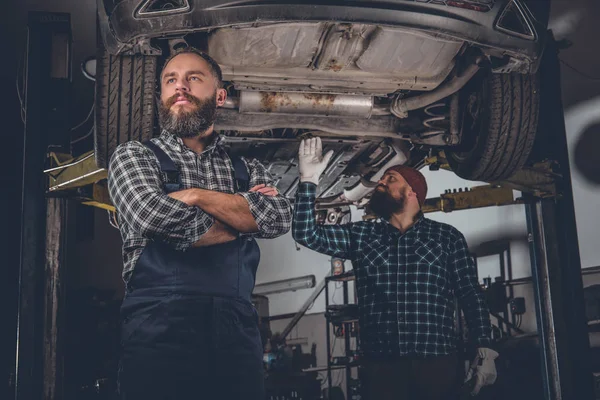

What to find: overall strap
left=143, top=140, right=182, bottom=193
left=229, top=154, right=249, bottom=193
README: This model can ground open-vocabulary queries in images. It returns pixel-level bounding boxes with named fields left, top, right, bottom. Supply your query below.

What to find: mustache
left=164, top=92, right=202, bottom=109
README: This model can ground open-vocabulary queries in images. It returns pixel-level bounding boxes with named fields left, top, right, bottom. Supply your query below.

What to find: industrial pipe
left=390, top=63, right=481, bottom=117
left=239, top=91, right=376, bottom=118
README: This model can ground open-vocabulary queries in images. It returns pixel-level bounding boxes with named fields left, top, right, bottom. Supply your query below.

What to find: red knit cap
left=384, top=165, right=428, bottom=206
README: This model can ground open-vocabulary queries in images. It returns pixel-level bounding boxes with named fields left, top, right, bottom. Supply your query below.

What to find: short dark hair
left=160, top=47, right=223, bottom=88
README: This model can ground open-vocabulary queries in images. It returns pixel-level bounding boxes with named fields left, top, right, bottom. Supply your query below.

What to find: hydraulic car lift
left=13, top=11, right=596, bottom=400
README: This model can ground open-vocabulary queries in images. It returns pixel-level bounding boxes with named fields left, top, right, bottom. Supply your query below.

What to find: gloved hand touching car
left=298, top=137, right=334, bottom=185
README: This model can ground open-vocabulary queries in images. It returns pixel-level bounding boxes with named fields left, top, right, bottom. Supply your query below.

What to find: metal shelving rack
left=324, top=269, right=360, bottom=398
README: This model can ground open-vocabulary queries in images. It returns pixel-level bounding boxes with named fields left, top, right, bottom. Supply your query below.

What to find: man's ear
left=216, top=88, right=227, bottom=107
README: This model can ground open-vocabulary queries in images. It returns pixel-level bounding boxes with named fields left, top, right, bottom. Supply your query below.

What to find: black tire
left=94, top=42, right=157, bottom=168
left=446, top=72, right=539, bottom=182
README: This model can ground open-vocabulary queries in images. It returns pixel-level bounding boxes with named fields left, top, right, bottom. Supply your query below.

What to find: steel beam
left=524, top=34, right=595, bottom=400
left=429, top=155, right=559, bottom=197
left=421, top=185, right=518, bottom=213
left=280, top=272, right=330, bottom=341
left=525, top=198, right=563, bottom=400
left=46, top=151, right=107, bottom=192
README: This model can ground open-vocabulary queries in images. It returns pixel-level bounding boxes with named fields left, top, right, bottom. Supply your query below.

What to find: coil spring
left=421, top=103, right=449, bottom=139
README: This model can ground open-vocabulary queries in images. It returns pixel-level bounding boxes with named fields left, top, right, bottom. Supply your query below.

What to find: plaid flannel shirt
left=108, top=131, right=292, bottom=281
left=293, top=182, right=491, bottom=358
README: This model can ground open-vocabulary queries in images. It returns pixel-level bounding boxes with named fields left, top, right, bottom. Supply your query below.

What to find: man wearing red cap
left=292, top=137, right=498, bottom=400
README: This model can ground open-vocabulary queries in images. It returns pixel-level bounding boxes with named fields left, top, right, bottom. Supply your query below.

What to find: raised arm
left=292, top=182, right=353, bottom=259
left=291, top=137, right=353, bottom=258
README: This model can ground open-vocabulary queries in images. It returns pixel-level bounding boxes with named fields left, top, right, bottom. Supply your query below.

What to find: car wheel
left=446, top=71, right=539, bottom=182
left=94, top=41, right=157, bottom=168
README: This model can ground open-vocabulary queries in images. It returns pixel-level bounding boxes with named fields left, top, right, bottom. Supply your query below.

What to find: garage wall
left=551, top=0, right=600, bottom=269
left=565, top=99, right=600, bottom=269
left=255, top=217, right=360, bottom=316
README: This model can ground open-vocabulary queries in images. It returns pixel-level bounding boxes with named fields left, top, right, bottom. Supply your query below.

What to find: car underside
left=93, top=0, right=551, bottom=207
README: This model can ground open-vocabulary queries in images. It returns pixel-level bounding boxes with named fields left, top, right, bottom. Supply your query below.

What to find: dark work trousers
left=362, top=354, right=461, bottom=400
left=117, top=238, right=263, bottom=400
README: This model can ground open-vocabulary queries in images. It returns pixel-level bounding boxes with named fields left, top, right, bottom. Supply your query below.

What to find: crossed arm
left=170, top=184, right=278, bottom=247
left=108, top=142, right=292, bottom=250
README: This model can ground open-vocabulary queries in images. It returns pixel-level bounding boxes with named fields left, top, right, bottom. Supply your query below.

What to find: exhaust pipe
left=390, top=62, right=481, bottom=118
left=224, top=91, right=389, bottom=118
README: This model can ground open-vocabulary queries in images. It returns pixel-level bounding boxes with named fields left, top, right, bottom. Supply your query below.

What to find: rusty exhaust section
left=239, top=91, right=376, bottom=118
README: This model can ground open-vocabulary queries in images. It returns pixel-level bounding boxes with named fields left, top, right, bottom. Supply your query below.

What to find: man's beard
left=368, top=188, right=406, bottom=220
left=158, top=91, right=218, bottom=139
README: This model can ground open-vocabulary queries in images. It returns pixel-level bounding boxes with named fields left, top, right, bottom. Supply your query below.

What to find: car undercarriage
left=52, top=0, right=543, bottom=212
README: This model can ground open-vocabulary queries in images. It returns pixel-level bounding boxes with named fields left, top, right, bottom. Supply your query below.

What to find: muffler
left=238, top=91, right=381, bottom=118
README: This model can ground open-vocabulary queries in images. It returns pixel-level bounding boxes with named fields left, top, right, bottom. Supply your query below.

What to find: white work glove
left=298, top=137, right=334, bottom=185
left=465, top=347, right=499, bottom=396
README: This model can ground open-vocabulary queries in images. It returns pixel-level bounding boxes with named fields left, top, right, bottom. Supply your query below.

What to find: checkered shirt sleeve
left=451, top=231, right=492, bottom=347
left=107, top=141, right=214, bottom=251
left=292, top=182, right=354, bottom=258
left=237, top=157, right=292, bottom=239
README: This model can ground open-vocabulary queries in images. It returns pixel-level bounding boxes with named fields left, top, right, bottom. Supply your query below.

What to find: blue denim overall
left=117, top=142, right=264, bottom=400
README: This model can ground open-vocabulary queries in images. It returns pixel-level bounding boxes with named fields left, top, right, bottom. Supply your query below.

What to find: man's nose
left=175, top=81, right=189, bottom=92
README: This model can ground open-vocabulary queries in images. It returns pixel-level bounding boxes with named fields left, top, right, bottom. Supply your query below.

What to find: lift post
left=16, top=12, right=71, bottom=400
left=524, top=35, right=595, bottom=400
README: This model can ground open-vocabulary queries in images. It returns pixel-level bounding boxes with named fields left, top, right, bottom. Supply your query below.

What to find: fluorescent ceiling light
left=253, top=275, right=316, bottom=296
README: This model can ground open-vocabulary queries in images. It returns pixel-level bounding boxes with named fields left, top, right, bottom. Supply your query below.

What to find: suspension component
left=422, top=102, right=449, bottom=139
